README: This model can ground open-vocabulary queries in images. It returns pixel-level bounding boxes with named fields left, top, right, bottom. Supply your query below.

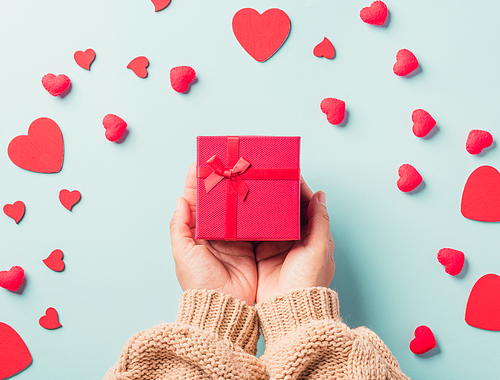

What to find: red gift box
left=196, top=136, right=301, bottom=241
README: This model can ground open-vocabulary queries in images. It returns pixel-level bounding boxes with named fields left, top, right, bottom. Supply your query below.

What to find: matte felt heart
left=465, top=274, right=500, bottom=331
left=39, top=307, right=62, bottom=330
left=393, top=49, right=419, bottom=77
left=41, top=73, right=71, bottom=96
left=170, top=66, right=196, bottom=93
left=320, top=98, right=345, bottom=125
left=397, top=164, right=422, bottom=192
left=127, top=56, right=149, bottom=78
left=0, top=266, right=24, bottom=292
left=59, top=190, right=81, bottom=211
left=409, top=325, right=436, bottom=355
left=0, top=322, right=32, bottom=379
left=3, top=201, right=25, bottom=224
left=437, top=248, right=465, bottom=276
left=151, top=0, right=170, bottom=11
left=466, top=130, right=493, bottom=155
left=43, top=250, right=65, bottom=272
left=360, top=1, right=388, bottom=26
left=232, top=8, right=291, bottom=62
left=313, top=37, right=335, bottom=59
left=8, top=117, right=64, bottom=173
left=412, top=109, right=436, bottom=138
left=461, top=165, right=500, bottom=222
left=102, top=114, right=127, bottom=142
left=74, top=49, right=96, bottom=70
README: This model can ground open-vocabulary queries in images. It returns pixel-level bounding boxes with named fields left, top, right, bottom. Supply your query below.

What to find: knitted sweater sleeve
left=255, top=287, right=411, bottom=380
left=102, top=288, right=267, bottom=380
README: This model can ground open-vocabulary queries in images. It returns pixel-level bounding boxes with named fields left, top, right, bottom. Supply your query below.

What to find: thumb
left=304, top=191, right=331, bottom=251
left=169, top=197, right=195, bottom=262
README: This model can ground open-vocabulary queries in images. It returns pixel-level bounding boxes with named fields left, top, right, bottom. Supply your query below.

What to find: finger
left=300, top=176, right=314, bottom=224
left=170, top=196, right=196, bottom=263
left=303, top=191, right=331, bottom=251
left=183, top=162, right=197, bottom=228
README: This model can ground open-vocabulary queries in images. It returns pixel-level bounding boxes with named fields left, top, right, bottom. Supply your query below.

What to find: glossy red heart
left=393, top=49, right=419, bottom=77
left=43, top=250, right=65, bottom=272
left=320, top=98, right=345, bottom=125
left=0, top=266, right=24, bottom=292
left=437, top=248, right=465, bottom=276
left=74, top=48, right=96, bottom=70
left=232, top=8, right=291, bottom=62
left=409, top=325, right=436, bottom=355
left=360, top=1, right=388, bottom=26
left=412, top=109, right=436, bottom=138
left=0, top=322, right=32, bottom=379
left=397, top=164, right=422, bottom=192
left=170, top=66, right=196, bottom=93
left=3, top=201, right=25, bottom=224
left=127, top=56, right=149, bottom=78
left=313, top=37, right=335, bottom=59
left=39, top=308, right=62, bottom=330
left=461, top=166, right=500, bottom=222
left=466, top=130, right=493, bottom=155
left=103, top=114, right=127, bottom=142
left=151, top=0, right=170, bottom=11
left=41, top=73, right=71, bottom=96
left=8, top=117, right=64, bottom=173
left=59, top=190, right=81, bottom=211
left=466, top=274, right=500, bottom=330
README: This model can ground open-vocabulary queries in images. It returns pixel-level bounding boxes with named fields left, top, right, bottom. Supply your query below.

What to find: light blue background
left=1, top=0, right=499, bottom=378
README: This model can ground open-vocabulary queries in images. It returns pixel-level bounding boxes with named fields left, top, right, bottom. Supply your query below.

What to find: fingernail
left=175, top=197, right=182, bottom=211
left=318, top=191, right=326, bottom=205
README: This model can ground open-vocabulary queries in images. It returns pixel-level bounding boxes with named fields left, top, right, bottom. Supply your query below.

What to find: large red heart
left=74, top=48, right=96, bottom=70
left=461, top=166, right=500, bottom=222
left=39, top=307, right=62, bottom=330
left=0, top=322, right=32, bottom=379
left=232, top=8, right=291, bottom=62
left=409, top=325, right=436, bottom=355
left=3, top=201, right=25, bottom=224
left=465, top=274, right=500, bottom=331
left=7, top=117, right=64, bottom=173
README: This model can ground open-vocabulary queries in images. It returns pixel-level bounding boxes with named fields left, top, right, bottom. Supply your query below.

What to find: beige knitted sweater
left=103, top=287, right=410, bottom=379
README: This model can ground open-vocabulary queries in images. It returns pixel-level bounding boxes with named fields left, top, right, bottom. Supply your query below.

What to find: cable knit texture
left=103, top=287, right=410, bottom=380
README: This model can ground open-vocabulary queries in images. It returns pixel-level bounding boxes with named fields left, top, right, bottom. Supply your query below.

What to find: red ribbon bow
left=204, top=155, right=251, bottom=200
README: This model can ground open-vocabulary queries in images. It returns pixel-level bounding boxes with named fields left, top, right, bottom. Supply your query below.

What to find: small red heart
left=59, top=190, right=81, bottom=211
left=102, top=114, right=127, bottom=142
left=74, top=48, right=96, bottom=70
left=41, top=73, right=71, bottom=96
left=461, top=165, right=500, bottom=222
left=232, top=8, right=291, bottom=62
left=393, top=49, right=419, bottom=77
left=466, top=130, right=493, bottom=155
left=0, top=266, right=24, bottom=292
left=127, top=56, right=149, bottom=78
left=397, top=164, right=422, bottom=192
left=437, top=248, right=465, bottom=276
left=3, top=201, right=25, bottom=224
left=320, top=98, right=345, bottom=125
left=313, top=37, right=335, bottom=59
left=0, top=322, right=32, bottom=379
left=465, top=274, right=500, bottom=331
left=8, top=117, right=64, bottom=173
left=170, top=66, right=196, bottom=93
left=409, top=325, right=436, bottom=355
left=39, top=307, right=62, bottom=330
left=412, top=109, right=436, bottom=138
left=151, top=0, right=170, bottom=11
left=360, top=1, right=388, bottom=26
left=43, top=250, right=65, bottom=272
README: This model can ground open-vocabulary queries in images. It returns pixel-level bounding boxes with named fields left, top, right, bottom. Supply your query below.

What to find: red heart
left=74, top=48, right=96, bottom=70
left=232, top=8, right=291, bottom=62
left=127, top=56, right=149, bottom=78
left=8, top=117, right=64, bottom=173
left=313, top=37, right=335, bottom=59
left=393, top=49, right=419, bottom=77
left=397, top=164, right=422, bottom=192
left=43, top=249, right=65, bottom=272
left=102, top=114, right=127, bottom=142
left=3, top=201, right=25, bottom=224
left=41, top=73, right=71, bottom=96
left=466, top=129, right=493, bottom=155
left=461, top=166, right=500, bottom=222
left=412, top=109, right=436, bottom=138
left=151, top=0, right=170, bottom=11
left=409, top=325, right=436, bottom=355
left=59, top=189, right=81, bottom=211
left=360, top=1, right=388, bottom=26
left=0, top=322, right=32, bottom=379
left=170, top=66, right=196, bottom=93
left=39, top=307, right=62, bottom=330
left=320, top=98, right=345, bottom=125
left=437, top=248, right=465, bottom=276
left=465, top=274, right=500, bottom=331
left=0, top=266, right=24, bottom=292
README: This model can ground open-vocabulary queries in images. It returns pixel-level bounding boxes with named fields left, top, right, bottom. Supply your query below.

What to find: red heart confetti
left=103, top=114, right=127, bottom=142
left=409, top=325, right=436, bottom=355
left=59, top=190, right=81, bottom=211
left=412, top=109, right=436, bottom=138
left=393, top=49, right=419, bottom=77
left=360, top=1, right=388, bottom=26
left=0, top=266, right=24, bottom=292
left=43, top=249, right=65, bottom=272
left=170, top=66, right=196, bottom=93
left=0, top=322, right=32, bottom=379
left=313, top=37, right=335, bottom=59
left=41, top=73, right=71, bottom=96
left=465, top=274, right=500, bottom=331
left=232, top=8, right=291, bottom=62
left=437, top=248, right=465, bottom=276
left=127, top=56, right=149, bottom=78
left=39, top=308, right=62, bottom=330
left=74, top=48, right=96, bottom=70
left=3, top=201, right=25, bottom=224
left=151, top=0, right=170, bottom=11
left=461, top=165, right=500, bottom=222
left=8, top=117, right=64, bottom=174
left=320, top=98, right=345, bottom=125
left=466, top=129, right=493, bottom=155
left=397, top=164, right=422, bottom=192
